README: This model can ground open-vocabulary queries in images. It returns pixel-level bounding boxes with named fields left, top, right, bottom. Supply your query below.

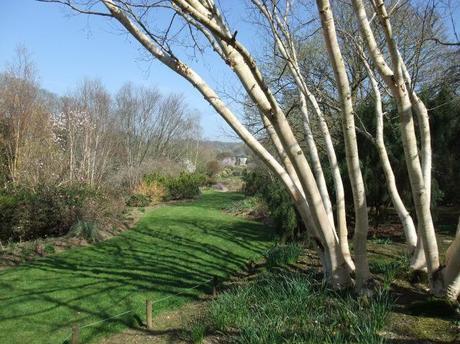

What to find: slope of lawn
left=0, top=191, right=273, bottom=344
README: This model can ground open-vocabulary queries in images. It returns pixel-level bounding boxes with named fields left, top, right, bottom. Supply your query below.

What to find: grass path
left=0, top=191, right=273, bottom=344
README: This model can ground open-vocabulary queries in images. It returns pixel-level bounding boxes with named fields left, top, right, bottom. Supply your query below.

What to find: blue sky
left=1, top=1, right=458, bottom=141
left=0, top=0, right=255, bottom=141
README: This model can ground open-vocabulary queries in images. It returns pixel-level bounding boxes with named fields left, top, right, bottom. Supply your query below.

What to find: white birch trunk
left=316, top=0, right=371, bottom=289
left=351, top=0, right=440, bottom=289
left=251, top=0, right=354, bottom=271
left=361, top=54, right=418, bottom=251
left=399, top=58, right=432, bottom=203
left=300, top=97, right=335, bottom=231
left=444, top=224, right=460, bottom=301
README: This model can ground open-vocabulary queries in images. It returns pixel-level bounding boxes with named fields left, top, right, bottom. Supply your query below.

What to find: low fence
left=64, top=276, right=219, bottom=344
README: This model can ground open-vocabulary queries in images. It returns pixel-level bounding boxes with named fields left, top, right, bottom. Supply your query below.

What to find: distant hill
left=200, top=140, right=249, bottom=156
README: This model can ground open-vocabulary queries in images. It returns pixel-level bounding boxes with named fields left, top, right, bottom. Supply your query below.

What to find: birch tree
left=335, top=0, right=454, bottom=268
left=349, top=40, right=418, bottom=252
left=349, top=0, right=460, bottom=296
left=251, top=0, right=354, bottom=271
left=315, top=0, right=371, bottom=288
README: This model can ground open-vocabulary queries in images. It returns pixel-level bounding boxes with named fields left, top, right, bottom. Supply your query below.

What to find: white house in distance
left=237, top=156, right=248, bottom=166
left=221, top=156, right=236, bottom=166
left=220, top=155, right=247, bottom=167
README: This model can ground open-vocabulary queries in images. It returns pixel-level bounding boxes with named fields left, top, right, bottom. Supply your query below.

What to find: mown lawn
left=0, top=191, right=273, bottom=344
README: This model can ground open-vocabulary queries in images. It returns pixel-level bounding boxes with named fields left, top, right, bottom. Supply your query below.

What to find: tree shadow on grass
left=0, top=192, right=273, bottom=344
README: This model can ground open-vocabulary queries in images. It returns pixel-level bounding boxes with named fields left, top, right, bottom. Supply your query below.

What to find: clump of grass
left=188, top=318, right=208, bottom=344
left=369, top=253, right=410, bottom=289
left=43, top=243, right=55, bottom=254
left=21, top=241, right=36, bottom=258
left=68, top=220, right=100, bottom=243
left=206, top=271, right=391, bottom=344
left=265, top=243, right=302, bottom=269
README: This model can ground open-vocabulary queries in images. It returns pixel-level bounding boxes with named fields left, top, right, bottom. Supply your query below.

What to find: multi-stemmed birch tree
left=41, top=0, right=460, bottom=300
left=349, top=0, right=455, bottom=296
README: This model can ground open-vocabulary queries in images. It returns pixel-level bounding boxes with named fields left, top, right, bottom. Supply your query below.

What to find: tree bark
left=300, top=95, right=335, bottom=233
left=351, top=0, right=440, bottom=290
left=444, top=224, right=460, bottom=301
left=251, top=0, right=355, bottom=272
left=360, top=51, right=418, bottom=251
left=316, top=0, right=371, bottom=289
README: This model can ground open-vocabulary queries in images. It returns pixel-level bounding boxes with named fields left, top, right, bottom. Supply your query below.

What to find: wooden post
left=249, top=260, right=255, bottom=273
left=71, top=323, right=79, bottom=344
left=146, top=300, right=153, bottom=330
left=212, top=276, right=218, bottom=297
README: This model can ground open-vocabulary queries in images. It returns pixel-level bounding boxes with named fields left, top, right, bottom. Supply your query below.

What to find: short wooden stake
left=249, top=260, right=255, bottom=273
left=212, top=276, right=218, bottom=297
left=71, top=323, right=79, bottom=344
left=146, top=300, right=153, bottom=330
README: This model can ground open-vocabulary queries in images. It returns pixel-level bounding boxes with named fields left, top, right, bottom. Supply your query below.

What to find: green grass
left=203, top=271, right=391, bottom=344
left=0, top=191, right=273, bottom=344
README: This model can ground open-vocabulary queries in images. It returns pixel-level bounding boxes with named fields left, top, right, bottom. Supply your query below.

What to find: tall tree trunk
left=399, top=57, right=432, bottom=203
left=316, top=0, right=371, bottom=289
left=316, top=112, right=355, bottom=272
left=444, top=222, right=460, bottom=301
left=351, top=0, right=440, bottom=291
left=251, top=0, right=354, bottom=271
left=399, top=56, right=430, bottom=270
left=360, top=52, right=418, bottom=251
left=300, top=98, right=335, bottom=231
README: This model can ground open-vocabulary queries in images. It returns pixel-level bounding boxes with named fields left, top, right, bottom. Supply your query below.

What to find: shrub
left=265, top=243, right=302, bottom=269
left=241, top=169, right=261, bottom=196
left=0, top=183, right=124, bottom=243
left=218, top=166, right=233, bottom=178
left=206, top=160, right=221, bottom=177
left=0, top=193, right=20, bottom=241
left=167, top=172, right=206, bottom=200
left=126, top=193, right=151, bottom=207
left=242, top=169, right=300, bottom=242
left=143, top=172, right=168, bottom=186
left=141, top=172, right=206, bottom=201
left=133, top=180, right=167, bottom=203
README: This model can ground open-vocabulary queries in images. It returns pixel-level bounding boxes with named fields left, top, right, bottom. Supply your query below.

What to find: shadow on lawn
left=0, top=192, right=273, bottom=343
